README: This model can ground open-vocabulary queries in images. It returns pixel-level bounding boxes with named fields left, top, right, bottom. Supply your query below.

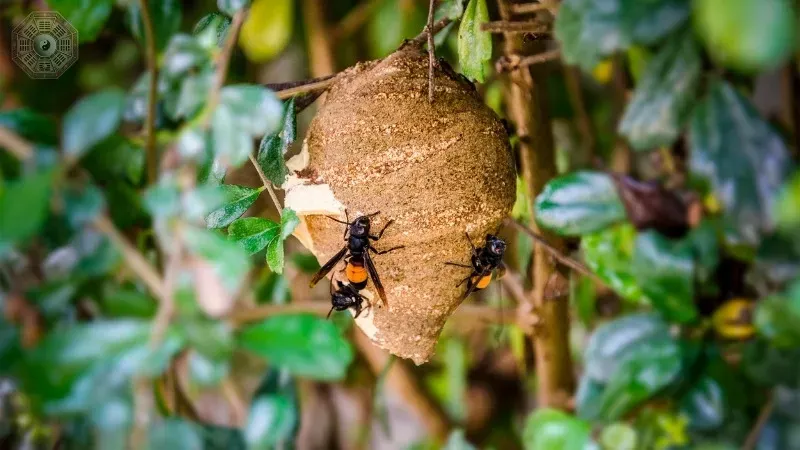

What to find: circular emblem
left=12, top=12, right=79, bottom=79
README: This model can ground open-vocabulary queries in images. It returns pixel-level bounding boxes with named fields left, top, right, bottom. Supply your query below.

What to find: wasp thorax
left=285, top=46, right=516, bottom=364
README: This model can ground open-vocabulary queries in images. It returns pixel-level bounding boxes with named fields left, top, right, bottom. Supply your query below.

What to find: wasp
left=446, top=233, right=507, bottom=300
left=309, top=211, right=403, bottom=306
left=327, top=280, right=370, bottom=319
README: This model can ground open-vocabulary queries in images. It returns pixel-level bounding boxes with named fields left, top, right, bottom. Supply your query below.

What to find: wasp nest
left=284, top=46, right=516, bottom=364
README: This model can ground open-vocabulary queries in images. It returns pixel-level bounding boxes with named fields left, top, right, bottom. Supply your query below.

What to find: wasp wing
left=309, top=246, right=348, bottom=288
left=460, top=266, right=490, bottom=301
left=364, top=251, right=388, bottom=307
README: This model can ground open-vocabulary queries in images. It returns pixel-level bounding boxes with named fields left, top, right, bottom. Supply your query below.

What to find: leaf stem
left=426, top=0, right=437, bottom=103
left=221, top=377, right=248, bottom=426
left=0, top=126, right=34, bottom=160
left=743, top=390, right=775, bottom=450
left=509, top=1, right=559, bottom=15
left=496, top=48, right=560, bottom=72
left=137, top=0, right=159, bottom=185
left=481, top=20, right=550, bottom=33
left=248, top=153, right=283, bottom=215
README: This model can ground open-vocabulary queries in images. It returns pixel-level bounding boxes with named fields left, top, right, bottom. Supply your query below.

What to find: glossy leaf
left=0, top=170, right=54, bottom=245
left=127, top=0, right=182, bottom=52
left=194, top=13, right=231, bottom=49
left=188, top=350, right=229, bottom=386
left=239, top=0, right=294, bottom=62
left=689, top=80, right=791, bottom=250
left=228, top=217, right=279, bottom=253
left=443, top=430, right=477, bottom=450
left=0, top=108, right=58, bottom=146
left=212, top=85, right=282, bottom=167
left=269, top=208, right=300, bottom=273
left=238, top=314, right=354, bottom=380
left=63, top=89, right=127, bottom=159
left=535, top=171, right=627, bottom=236
left=575, top=374, right=606, bottom=421
left=599, top=423, right=637, bottom=450
left=775, top=171, right=800, bottom=232
left=619, top=32, right=701, bottom=151
left=597, top=335, right=682, bottom=420
left=755, top=281, right=800, bottom=347
left=680, top=376, right=724, bottom=431
left=582, top=224, right=649, bottom=304
left=245, top=395, right=297, bottom=450
left=205, top=184, right=262, bottom=229
left=62, top=183, right=104, bottom=229
left=632, top=231, right=698, bottom=323
left=693, top=0, right=797, bottom=73
left=522, top=408, right=592, bottom=450
left=458, top=0, right=492, bottom=82
left=366, top=0, right=427, bottom=59
left=47, top=0, right=113, bottom=42
left=176, top=72, right=213, bottom=120
left=584, top=313, right=670, bottom=382
left=257, top=97, right=297, bottom=186
left=555, top=0, right=691, bottom=71
left=162, top=35, right=210, bottom=80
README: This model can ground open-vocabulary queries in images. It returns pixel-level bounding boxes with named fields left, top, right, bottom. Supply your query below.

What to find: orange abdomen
left=346, top=262, right=368, bottom=284
left=472, top=274, right=492, bottom=290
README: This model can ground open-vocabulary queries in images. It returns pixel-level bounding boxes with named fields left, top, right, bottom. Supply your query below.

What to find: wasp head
left=486, top=235, right=506, bottom=256
left=351, top=216, right=371, bottom=236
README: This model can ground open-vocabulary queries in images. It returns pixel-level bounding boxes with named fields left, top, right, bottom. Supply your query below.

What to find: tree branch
left=481, top=20, right=550, bottom=34
left=204, top=9, right=247, bottom=128
left=249, top=154, right=283, bottom=214
left=497, top=0, right=575, bottom=409
left=0, top=126, right=34, bottom=160
left=743, top=391, right=775, bottom=450
left=496, top=49, right=560, bottom=73
left=426, top=0, right=437, bottom=103
left=137, top=0, right=159, bottom=184
left=405, top=17, right=452, bottom=47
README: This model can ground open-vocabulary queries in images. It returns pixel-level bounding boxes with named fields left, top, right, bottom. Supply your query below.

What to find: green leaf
left=82, top=135, right=145, bottom=185
left=63, top=89, right=127, bottom=159
left=162, top=34, right=210, bottom=79
left=597, top=335, right=683, bottom=420
left=619, top=32, right=702, bottom=151
left=245, top=395, right=297, bottom=450
left=522, top=408, right=592, bottom=450
left=47, top=0, right=113, bottom=42
left=188, top=350, right=229, bottom=386
left=127, top=0, right=182, bottom=52
left=62, top=183, right=104, bottom=229
left=632, top=231, right=698, bottom=323
left=693, top=0, right=797, bottom=73
left=198, top=156, right=227, bottom=186
left=680, top=376, right=724, bottom=431
left=220, top=85, right=283, bottom=137
left=257, top=97, right=296, bottom=186
left=194, top=13, right=232, bottom=49
left=584, top=313, right=670, bottom=382
left=575, top=374, right=606, bottom=421
left=775, top=171, right=800, bottom=232
left=147, top=419, right=203, bottom=450
left=436, top=0, right=466, bottom=21
left=239, top=0, right=294, bottom=62
left=458, top=0, right=492, bottom=82
left=211, top=106, right=252, bottom=167
left=205, top=184, right=262, bottom=229
left=228, top=217, right=279, bottom=254
left=0, top=169, right=54, bottom=245
left=599, top=423, right=637, bottom=450
left=238, top=314, right=354, bottom=380
left=555, top=0, right=690, bottom=71
left=755, top=281, right=800, bottom=347
left=268, top=208, right=300, bottom=273
left=99, top=285, right=157, bottom=318
left=0, top=108, right=58, bottom=147
left=184, top=227, right=251, bottom=294
left=689, top=80, right=792, bottom=250
left=535, top=171, right=627, bottom=236
left=443, top=429, right=477, bottom=450
left=143, top=182, right=181, bottom=218
left=218, top=0, right=250, bottom=16
left=582, top=224, right=648, bottom=304
left=176, top=72, right=213, bottom=120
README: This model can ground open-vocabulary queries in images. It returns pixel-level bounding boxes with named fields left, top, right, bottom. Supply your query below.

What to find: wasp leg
left=444, top=262, right=472, bottom=268
left=456, top=275, right=471, bottom=288
left=371, top=245, right=404, bottom=255
left=370, top=219, right=395, bottom=240
left=353, top=303, right=364, bottom=319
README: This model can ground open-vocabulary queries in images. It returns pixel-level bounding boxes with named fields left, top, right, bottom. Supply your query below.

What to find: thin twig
left=92, top=215, right=167, bottom=300
left=496, top=48, right=560, bottom=72
left=500, top=272, right=528, bottom=306
left=248, top=154, right=283, bottom=214
left=137, top=0, right=159, bottom=184
left=149, top=240, right=182, bottom=346
left=510, top=1, right=559, bottom=15
left=743, top=391, right=775, bottom=450
left=563, top=65, right=596, bottom=164
left=203, top=9, right=247, bottom=128
left=505, top=218, right=601, bottom=283
left=405, top=17, right=452, bottom=47
left=0, top=125, right=34, bottom=160
left=481, top=20, right=550, bottom=34
left=221, top=377, right=248, bottom=427
left=275, top=76, right=338, bottom=100
left=426, top=0, right=437, bottom=103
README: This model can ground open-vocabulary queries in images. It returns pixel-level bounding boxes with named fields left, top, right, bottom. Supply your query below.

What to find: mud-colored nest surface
left=289, top=46, right=515, bottom=364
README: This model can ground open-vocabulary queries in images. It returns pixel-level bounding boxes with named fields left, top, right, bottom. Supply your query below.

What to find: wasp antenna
left=326, top=307, right=335, bottom=320
left=367, top=211, right=381, bottom=217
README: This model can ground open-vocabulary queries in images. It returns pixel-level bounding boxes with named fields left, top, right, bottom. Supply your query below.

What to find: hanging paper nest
left=284, top=46, right=516, bottom=364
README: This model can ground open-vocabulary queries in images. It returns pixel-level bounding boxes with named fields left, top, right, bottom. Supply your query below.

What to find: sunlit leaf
left=194, top=13, right=231, bottom=49
left=162, top=35, right=210, bottom=79
left=458, top=0, right=492, bottom=82
left=619, top=32, right=701, bottom=151
left=689, top=80, right=791, bottom=250
left=582, top=224, right=648, bottom=304
left=599, top=423, right=637, bottom=450
left=693, top=0, right=797, bottom=73
left=535, top=171, right=627, bottom=236
left=522, top=408, right=593, bottom=450
left=205, top=184, right=262, bottom=229
left=245, top=395, right=296, bottom=450
left=239, top=0, right=294, bottom=62
left=63, top=89, right=127, bottom=159
left=228, top=217, right=279, bottom=254
left=238, top=314, right=354, bottom=380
